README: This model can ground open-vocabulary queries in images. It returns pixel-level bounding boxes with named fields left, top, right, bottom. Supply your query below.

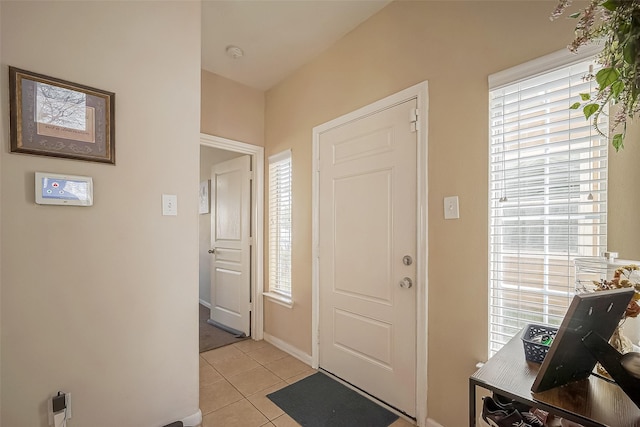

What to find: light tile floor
left=199, top=340, right=414, bottom=427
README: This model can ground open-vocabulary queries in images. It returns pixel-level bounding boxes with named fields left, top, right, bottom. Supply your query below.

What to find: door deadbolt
left=399, top=277, right=413, bottom=288
left=403, top=255, right=413, bottom=266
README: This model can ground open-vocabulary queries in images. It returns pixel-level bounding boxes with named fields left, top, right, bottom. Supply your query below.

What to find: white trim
left=311, top=81, right=429, bottom=427
left=489, top=44, right=601, bottom=89
left=181, top=409, right=202, bottom=427
left=426, top=418, right=444, bottom=427
left=262, top=291, right=293, bottom=308
left=263, top=332, right=313, bottom=366
left=200, top=133, right=265, bottom=340
left=198, top=299, right=211, bottom=309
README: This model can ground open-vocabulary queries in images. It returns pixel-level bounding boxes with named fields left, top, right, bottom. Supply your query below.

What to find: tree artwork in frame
left=199, top=180, right=210, bottom=214
left=9, top=66, right=115, bottom=164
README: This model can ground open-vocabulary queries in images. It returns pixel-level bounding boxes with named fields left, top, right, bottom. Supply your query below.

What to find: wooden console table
left=469, top=331, right=640, bottom=427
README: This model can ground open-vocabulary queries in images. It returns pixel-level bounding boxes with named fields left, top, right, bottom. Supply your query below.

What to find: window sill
left=263, top=292, right=293, bottom=309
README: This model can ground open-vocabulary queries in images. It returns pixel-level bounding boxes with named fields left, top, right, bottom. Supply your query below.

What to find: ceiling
left=202, top=0, right=392, bottom=91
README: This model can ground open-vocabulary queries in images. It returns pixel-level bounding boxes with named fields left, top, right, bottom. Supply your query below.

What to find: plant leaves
left=611, top=80, right=624, bottom=99
left=580, top=93, right=591, bottom=101
left=570, top=102, right=582, bottom=109
left=596, top=68, right=620, bottom=89
left=569, top=11, right=581, bottom=18
left=601, top=0, right=619, bottom=11
left=623, top=41, right=636, bottom=64
left=613, top=133, right=624, bottom=151
left=583, top=103, right=599, bottom=119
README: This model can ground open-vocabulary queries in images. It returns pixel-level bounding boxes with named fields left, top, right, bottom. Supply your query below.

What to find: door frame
left=311, top=82, right=429, bottom=426
left=200, top=133, right=264, bottom=340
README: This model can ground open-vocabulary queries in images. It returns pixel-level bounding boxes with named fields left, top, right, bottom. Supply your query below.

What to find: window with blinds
left=488, top=55, right=608, bottom=356
left=268, top=150, right=292, bottom=298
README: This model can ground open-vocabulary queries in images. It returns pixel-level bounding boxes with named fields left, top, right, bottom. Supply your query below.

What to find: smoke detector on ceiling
left=226, top=45, right=244, bottom=59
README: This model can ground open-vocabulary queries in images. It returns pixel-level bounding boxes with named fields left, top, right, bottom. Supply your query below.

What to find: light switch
left=162, top=194, right=178, bottom=216
left=444, top=196, right=459, bottom=220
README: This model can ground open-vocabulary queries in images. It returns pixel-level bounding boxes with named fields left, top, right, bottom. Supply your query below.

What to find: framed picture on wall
left=199, top=180, right=210, bottom=214
left=9, top=66, right=116, bottom=164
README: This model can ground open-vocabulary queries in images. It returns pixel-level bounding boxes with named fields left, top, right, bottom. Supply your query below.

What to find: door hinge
left=249, top=170, right=255, bottom=180
left=410, top=108, right=419, bottom=132
left=249, top=302, right=253, bottom=312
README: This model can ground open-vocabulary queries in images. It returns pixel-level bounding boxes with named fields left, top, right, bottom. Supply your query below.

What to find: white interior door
left=210, top=155, right=251, bottom=336
left=318, top=99, right=417, bottom=415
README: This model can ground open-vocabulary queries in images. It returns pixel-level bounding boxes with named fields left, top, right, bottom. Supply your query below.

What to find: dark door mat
left=267, top=372, right=399, bottom=427
left=199, top=304, right=248, bottom=353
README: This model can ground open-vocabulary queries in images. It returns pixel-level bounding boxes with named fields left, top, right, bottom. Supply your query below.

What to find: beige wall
left=199, top=146, right=243, bottom=304
left=608, top=124, right=640, bottom=259
left=1, top=2, right=201, bottom=426
left=263, top=1, right=640, bottom=426
left=201, top=70, right=265, bottom=146
left=0, top=0, right=3, bottom=421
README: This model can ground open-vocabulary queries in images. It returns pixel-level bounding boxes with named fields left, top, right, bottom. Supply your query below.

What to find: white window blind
left=489, top=56, right=608, bottom=356
left=269, top=150, right=292, bottom=297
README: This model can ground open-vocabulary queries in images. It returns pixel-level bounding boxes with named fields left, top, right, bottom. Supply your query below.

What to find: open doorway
left=199, top=133, right=264, bottom=352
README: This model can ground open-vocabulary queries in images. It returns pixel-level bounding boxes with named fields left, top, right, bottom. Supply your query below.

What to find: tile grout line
left=200, top=342, right=310, bottom=426
left=201, top=343, right=288, bottom=421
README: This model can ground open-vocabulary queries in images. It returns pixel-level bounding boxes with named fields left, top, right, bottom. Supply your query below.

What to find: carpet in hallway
left=199, top=304, right=248, bottom=353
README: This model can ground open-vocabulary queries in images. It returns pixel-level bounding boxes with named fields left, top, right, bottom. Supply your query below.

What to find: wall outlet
left=49, top=392, right=72, bottom=426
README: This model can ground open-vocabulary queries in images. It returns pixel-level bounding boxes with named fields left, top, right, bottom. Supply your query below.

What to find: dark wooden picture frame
left=9, top=66, right=115, bottom=164
left=532, top=287, right=634, bottom=393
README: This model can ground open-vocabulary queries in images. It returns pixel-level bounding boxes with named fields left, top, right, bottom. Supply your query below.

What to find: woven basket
left=521, top=324, right=558, bottom=363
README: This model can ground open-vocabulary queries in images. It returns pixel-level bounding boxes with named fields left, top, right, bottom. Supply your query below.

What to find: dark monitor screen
left=532, top=287, right=634, bottom=393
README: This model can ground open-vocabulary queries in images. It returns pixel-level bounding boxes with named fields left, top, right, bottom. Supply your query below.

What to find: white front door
left=318, top=98, right=418, bottom=416
left=210, top=155, right=251, bottom=336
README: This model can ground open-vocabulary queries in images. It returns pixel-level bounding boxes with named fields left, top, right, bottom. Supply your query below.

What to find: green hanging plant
left=552, top=0, right=640, bottom=151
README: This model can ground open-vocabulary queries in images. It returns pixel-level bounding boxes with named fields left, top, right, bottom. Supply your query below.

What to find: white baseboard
left=263, top=332, right=312, bottom=366
left=199, top=299, right=211, bottom=309
left=426, top=418, right=444, bottom=427
left=181, top=409, right=202, bottom=426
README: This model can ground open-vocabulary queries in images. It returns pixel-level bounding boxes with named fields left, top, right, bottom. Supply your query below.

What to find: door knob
left=399, top=277, right=413, bottom=288
left=208, top=249, right=215, bottom=254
